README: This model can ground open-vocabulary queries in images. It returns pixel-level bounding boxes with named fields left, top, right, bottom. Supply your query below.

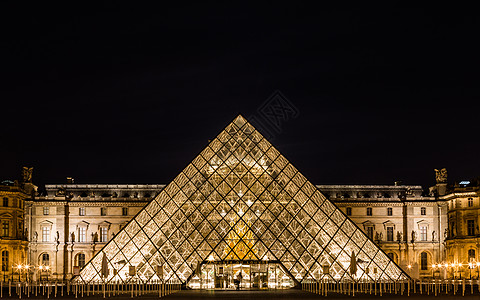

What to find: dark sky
left=2, top=3, right=479, bottom=190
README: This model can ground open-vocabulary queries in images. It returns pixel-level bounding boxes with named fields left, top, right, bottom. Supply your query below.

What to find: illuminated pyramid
left=75, top=115, right=408, bottom=284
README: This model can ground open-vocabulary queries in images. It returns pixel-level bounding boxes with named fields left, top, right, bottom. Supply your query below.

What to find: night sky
left=2, top=3, right=479, bottom=190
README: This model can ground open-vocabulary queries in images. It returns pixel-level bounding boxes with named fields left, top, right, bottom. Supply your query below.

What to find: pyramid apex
left=232, top=114, right=248, bottom=128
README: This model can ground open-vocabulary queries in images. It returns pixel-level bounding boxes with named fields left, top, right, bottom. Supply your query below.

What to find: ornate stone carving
left=434, top=168, right=447, bottom=183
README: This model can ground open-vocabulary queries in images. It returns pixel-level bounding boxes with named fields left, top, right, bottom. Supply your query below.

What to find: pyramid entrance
left=74, top=115, right=408, bottom=289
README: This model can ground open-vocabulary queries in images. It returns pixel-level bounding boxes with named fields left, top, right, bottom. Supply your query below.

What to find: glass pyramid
left=74, top=115, right=408, bottom=285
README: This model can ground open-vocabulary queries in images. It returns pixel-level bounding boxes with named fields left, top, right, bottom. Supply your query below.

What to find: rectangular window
left=420, top=226, right=427, bottom=241
left=421, top=207, right=426, bottom=215
left=100, top=227, right=108, bottom=242
left=101, top=207, right=107, bottom=216
left=467, top=220, right=475, bottom=236
left=79, top=207, right=85, bottom=216
left=42, top=226, right=50, bottom=242
left=387, top=227, right=394, bottom=241
left=2, top=221, right=9, bottom=237
left=43, top=207, right=49, bottom=215
left=122, top=207, right=128, bottom=216
left=346, top=207, right=352, bottom=216
left=468, top=198, right=473, bottom=207
left=387, top=207, right=392, bottom=216
left=79, top=227, right=86, bottom=243
left=366, top=227, right=374, bottom=240
left=366, top=207, right=372, bottom=216
left=2, top=198, right=8, bottom=207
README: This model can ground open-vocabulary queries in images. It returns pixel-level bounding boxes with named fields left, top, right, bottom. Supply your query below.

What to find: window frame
left=43, top=206, right=50, bottom=216
left=467, top=198, right=473, bottom=207
left=122, top=207, right=128, bottom=216
left=386, top=226, right=394, bottom=241
left=366, top=207, right=372, bottom=216
left=346, top=207, right=352, bottom=216
left=420, top=226, right=427, bottom=241
left=387, top=207, right=393, bottom=216
left=420, top=207, right=426, bottom=215
left=78, top=227, right=86, bottom=243
left=420, top=252, right=428, bottom=270
left=79, top=207, right=85, bottom=216
left=467, top=220, right=475, bottom=236
left=42, top=226, right=50, bottom=242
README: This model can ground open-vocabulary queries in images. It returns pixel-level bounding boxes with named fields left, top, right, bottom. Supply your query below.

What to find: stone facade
left=25, top=184, right=164, bottom=280
left=0, top=176, right=35, bottom=282
left=10, top=172, right=479, bottom=281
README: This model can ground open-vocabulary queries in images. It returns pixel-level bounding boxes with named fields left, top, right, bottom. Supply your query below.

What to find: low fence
left=0, top=281, right=181, bottom=298
left=301, top=279, right=480, bottom=296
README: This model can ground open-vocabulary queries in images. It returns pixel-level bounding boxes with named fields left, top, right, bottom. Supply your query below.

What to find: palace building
left=1, top=116, right=478, bottom=284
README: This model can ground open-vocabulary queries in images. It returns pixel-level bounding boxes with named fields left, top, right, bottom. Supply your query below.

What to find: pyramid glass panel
left=74, top=115, right=408, bottom=287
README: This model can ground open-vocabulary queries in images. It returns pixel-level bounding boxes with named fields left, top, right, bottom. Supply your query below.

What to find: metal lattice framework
left=74, top=115, right=408, bottom=284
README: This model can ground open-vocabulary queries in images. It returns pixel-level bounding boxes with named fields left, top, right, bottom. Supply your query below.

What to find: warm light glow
left=73, top=115, right=407, bottom=285
left=477, top=262, right=480, bottom=267
left=458, top=263, right=462, bottom=267
left=45, top=266, right=50, bottom=270
left=17, top=265, right=22, bottom=269
left=407, top=265, right=412, bottom=269
left=39, top=265, right=43, bottom=270
left=25, top=265, right=29, bottom=269
left=432, top=264, right=436, bottom=268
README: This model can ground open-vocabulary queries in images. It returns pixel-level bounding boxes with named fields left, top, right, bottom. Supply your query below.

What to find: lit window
left=43, top=207, right=49, bottom=215
left=420, top=252, right=428, bottom=270
left=366, top=207, right=372, bottom=216
left=1, top=221, right=8, bottom=237
left=77, top=253, right=86, bottom=268
left=420, top=207, right=426, bottom=215
left=2, top=198, right=8, bottom=207
left=101, top=207, right=107, bottom=216
left=100, top=227, right=108, bottom=242
left=387, top=227, right=394, bottom=241
left=42, top=226, right=50, bottom=242
left=387, top=207, right=392, bottom=216
left=41, top=253, right=50, bottom=265
left=346, top=207, right=352, bottom=216
left=420, top=226, right=427, bottom=241
left=122, top=207, right=128, bottom=216
left=468, top=249, right=476, bottom=262
left=79, top=227, right=86, bottom=243
left=467, top=198, right=473, bottom=207
left=79, top=207, right=85, bottom=216
left=467, top=220, right=475, bottom=236
left=1, top=251, right=8, bottom=271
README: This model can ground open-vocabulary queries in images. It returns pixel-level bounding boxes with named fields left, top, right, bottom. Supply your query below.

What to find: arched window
left=1, top=251, right=8, bottom=271
left=40, top=253, right=50, bottom=266
left=468, top=249, right=476, bottom=262
left=420, top=252, right=428, bottom=270
left=76, top=253, right=86, bottom=268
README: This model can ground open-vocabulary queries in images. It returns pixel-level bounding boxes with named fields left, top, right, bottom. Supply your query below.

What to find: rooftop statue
left=434, top=168, right=447, bottom=183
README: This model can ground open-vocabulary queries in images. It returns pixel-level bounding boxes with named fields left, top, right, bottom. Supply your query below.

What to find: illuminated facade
left=0, top=168, right=35, bottom=281
left=74, top=115, right=407, bottom=287
left=25, top=184, right=164, bottom=280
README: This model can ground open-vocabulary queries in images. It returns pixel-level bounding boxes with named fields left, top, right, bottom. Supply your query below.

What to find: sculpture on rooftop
left=22, top=167, right=33, bottom=183
left=434, top=168, right=447, bottom=184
